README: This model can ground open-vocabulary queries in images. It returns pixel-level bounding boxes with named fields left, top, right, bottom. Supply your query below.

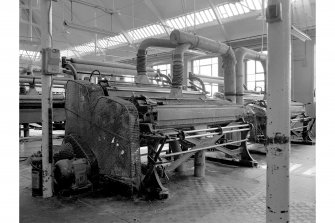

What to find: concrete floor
left=20, top=137, right=315, bottom=223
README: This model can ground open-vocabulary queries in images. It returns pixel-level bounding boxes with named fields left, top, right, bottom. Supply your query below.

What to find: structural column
left=40, top=0, right=53, bottom=198
left=266, top=0, right=291, bottom=222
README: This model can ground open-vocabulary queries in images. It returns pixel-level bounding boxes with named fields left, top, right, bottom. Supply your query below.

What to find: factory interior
left=1, top=0, right=334, bottom=222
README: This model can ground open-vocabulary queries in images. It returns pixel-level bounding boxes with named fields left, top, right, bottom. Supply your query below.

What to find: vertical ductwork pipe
left=222, top=48, right=237, bottom=103
left=170, top=29, right=237, bottom=103
left=136, top=38, right=178, bottom=84
left=234, top=47, right=267, bottom=104
left=170, top=43, right=191, bottom=98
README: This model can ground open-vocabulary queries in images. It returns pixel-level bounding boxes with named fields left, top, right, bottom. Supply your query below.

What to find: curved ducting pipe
left=170, top=43, right=191, bottom=98
left=170, top=29, right=237, bottom=103
left=63, top=63, right=78, bottom=80
left=234, top=47, right=267, bottom=104
left=137, top=38, right=178, bottom=84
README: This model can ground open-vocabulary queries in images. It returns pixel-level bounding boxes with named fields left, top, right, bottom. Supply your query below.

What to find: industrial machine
left=55, top=79, right=256, bottom=199
left=233, top=47, right=315, bottom=145
left=52, top=30, right=258, bottom=199
left=245, top=98, right=315, bottom=145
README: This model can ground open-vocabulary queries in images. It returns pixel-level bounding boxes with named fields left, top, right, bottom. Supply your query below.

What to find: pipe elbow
left=64, top=63, right=78, bottom=80
left=234, top=48, right=246, bottom=62
left=222, top=47, right=237, bottom=65
left=137, top=38, right=157, bottom=51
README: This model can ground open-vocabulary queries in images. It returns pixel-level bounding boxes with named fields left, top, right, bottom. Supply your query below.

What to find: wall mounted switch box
left=42, top=48, right=60, bottom=75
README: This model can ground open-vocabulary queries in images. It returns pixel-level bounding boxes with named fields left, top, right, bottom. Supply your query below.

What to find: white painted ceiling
left=19, top=0, right=315, bottom=67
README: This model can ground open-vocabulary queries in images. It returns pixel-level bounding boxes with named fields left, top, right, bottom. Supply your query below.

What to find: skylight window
left=142, top=27, right=151, bottom=36
left=200, top=11, right=209, bottom=22
left=204, top=9, right=215, bottom=21
left=195, top=12, right=203, bottom=24
left=185, top=14, right=195, bottom=26
left=54, top=0, right=264, bottom=59
left=150, top=25, right=158, bottom=35
left=229, top=4, right=239, bottom=16
left=146, top=26, right=154, bottom=36
left=128, top=24, right=166, bottom=41
left=253, top=0, right=262, bottom=10
left=224, top=5, right=233, bottom=17
left=19, top=50, right=41, bottom=61
left=235, top=3, right=245, bottom=14
left=141, top=28, right=149, bottom=37
left=175, top=18, right=186, bottom=29
left=246, top=0, right=257, bottom=10
left=155, top=24, right=165, bottom=33
left=171, top=19, right=180, bottom=29
left=218, top=5, right=229, bottom=18
left=177, top=18, right=187, bottom=28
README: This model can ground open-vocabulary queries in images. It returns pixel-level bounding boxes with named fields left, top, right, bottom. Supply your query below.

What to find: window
left=192, top=57, right=219, bottom=96
left=153, top=64, right=171, bottom=77
left=246, top=51, right=267, bottom=92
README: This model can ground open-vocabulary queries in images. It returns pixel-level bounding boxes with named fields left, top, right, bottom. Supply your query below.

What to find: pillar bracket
left=265, top=133, right=290, bottom=145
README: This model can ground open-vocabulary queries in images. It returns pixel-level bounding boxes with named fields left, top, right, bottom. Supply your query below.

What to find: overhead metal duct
left=136, top=38, right=178, bottom=84
left=234, top=47, right=267, bottom=104
left=170, top=29, right=237, bottom=103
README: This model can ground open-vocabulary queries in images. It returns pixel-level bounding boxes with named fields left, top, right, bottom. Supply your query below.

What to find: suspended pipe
left=20, top=75, right=72, bottom=80
left=170, top=43, right=191, bottom=98
left=67, top=58, right=154, bottom=72
left=137, top=38, right=178, bottom=84
left=70, top=63, right=156, bottom=77
left=234, top=47, right=267, bottom=105
left=20, top=78, right=67, bottom=86
left=192, top=74, right=225, bottom=85
left=20, top=75, right=72, bottom=81
left=170, top=29, right=237, bottom=103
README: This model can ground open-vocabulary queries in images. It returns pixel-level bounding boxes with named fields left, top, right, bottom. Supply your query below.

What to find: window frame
left=192, top=56, right=219, bottom=96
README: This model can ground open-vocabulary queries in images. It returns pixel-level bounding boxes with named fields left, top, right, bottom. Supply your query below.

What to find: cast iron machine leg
left=141, top=135, right=169, bottom=199
left=169, top=141, right=186, bottom=172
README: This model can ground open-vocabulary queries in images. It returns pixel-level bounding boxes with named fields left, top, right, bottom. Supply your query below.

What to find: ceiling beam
left=207, top=0, right=229, bottom=41
left=143, top=0, right=170, bottom=37
left=67, top=0, right=118, bottom=14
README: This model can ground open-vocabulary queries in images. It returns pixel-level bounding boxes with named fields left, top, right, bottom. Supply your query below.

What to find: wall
left=291, top=35, right=316, bottom=135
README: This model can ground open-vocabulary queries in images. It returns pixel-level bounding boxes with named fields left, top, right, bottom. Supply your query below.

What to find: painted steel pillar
left=266, top=0, right=291, bottom=222
left=40, top=0, right=53, bottom=198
